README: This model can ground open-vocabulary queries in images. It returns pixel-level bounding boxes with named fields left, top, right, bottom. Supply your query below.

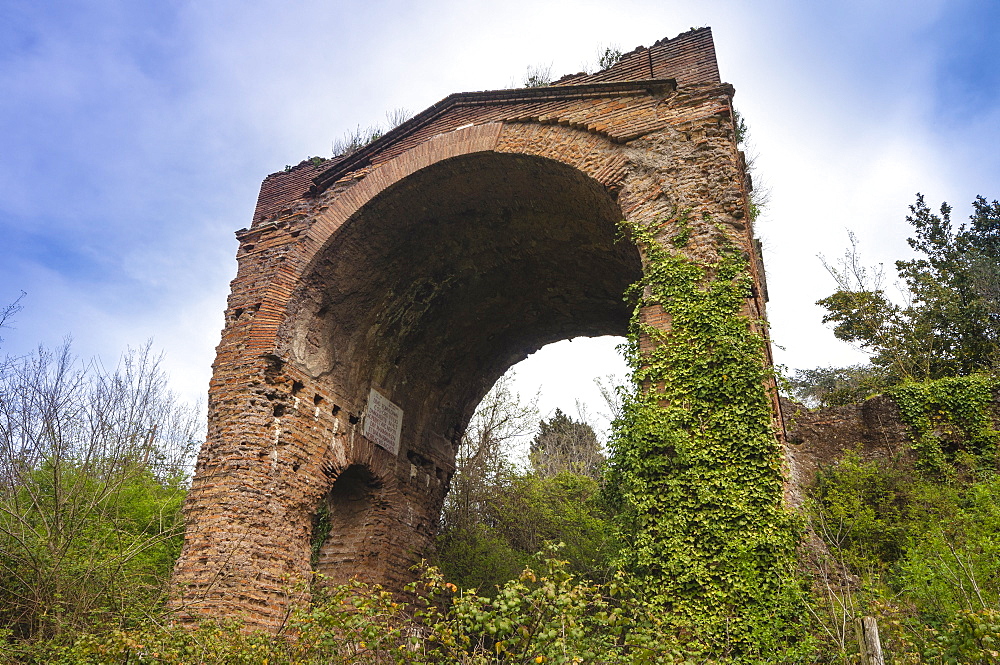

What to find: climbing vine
left=606, top=216, right=807, bottom=656
left=310, top=503, right=332, bottom=567
left=889, top=374, right=1000, bottom=476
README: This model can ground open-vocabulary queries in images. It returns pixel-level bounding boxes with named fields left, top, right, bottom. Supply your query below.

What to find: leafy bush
left=896, top=477, right=1000, bottom=621
left=808, top=452, right=1000, bottom=662
left=923, top=609, right=1000, bottom=664
left=809, top=452, right=924, bottom=576
left=0, top=343, right=199, bottom=641
left=437, top=472, right=618, bottom=592
left=5, top=549, right=817, bottom=664
left=436, top=375, right=617, bottom=593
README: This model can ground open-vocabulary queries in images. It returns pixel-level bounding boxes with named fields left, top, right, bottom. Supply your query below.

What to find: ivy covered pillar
left=608, top=121, right=803, bottom=651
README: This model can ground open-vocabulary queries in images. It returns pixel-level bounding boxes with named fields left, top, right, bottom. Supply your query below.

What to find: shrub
left=0, top=343, right=199, bottom=640
left=7, top=549, right=817, bottom=664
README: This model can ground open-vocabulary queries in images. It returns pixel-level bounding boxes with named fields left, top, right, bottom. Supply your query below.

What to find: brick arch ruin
left=172, top=27, right=776, bottom=628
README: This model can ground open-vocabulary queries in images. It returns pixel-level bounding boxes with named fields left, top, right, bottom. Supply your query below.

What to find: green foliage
left=605, top=218, right=806, bottom=655
left=0, top=343, right=199, bottom=641
left=890, top=374, right=1000, bottom=476
left=810, top=452, right=932, bottom=575
left=787, top=363, right=888, bottom=407
left=437, top=472, right=618, bottom=592
left=522, top=64, right=553, bottom=88
left=900, top=496, right=1000, bottom=619
left=417, top=547, right=693, bottom=664
left=332, top=125, right=385, bottom=158
left=311, top=502, right=332, bottom=567
left=596, top=46, right=623, bottom=71
left=6, top=578, right=417, bottom=664
left=1, top=461, right=187, bottom=621
left=435, top=523, right=525, bottom=595
left=7, top=549, right=815, bottom=664
left=437, top=375, right=616, bottom=593
left=920, top=609, right=1000, bottom=663
left=818, top=194, right=1000, bottom=383
left=730, top=111, right=769, bottom=223
left=808, top=451, right=1000, bottom=662
left=667, top=212, right=691, bottom=248
left=733, top=109, right=749, bottom=147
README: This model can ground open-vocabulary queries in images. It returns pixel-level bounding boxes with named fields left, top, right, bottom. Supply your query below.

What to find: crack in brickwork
left=171, top=27, right=779, bottom=630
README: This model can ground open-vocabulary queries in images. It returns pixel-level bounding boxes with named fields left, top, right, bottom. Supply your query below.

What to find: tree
left=787, top=364, right=889, bottom=408
left=817, top=194, right=1000, bottom=385
left=529, top=407, right=604, bottom=478
left=436, top=374, right=537, bottom=590
left=440, top=374, right=537, bottom=537
left=436, top=378, right=617, bottom=591
left=0, top=342, right=201, bottom=639
left=0, top=292, right=24, bottom=344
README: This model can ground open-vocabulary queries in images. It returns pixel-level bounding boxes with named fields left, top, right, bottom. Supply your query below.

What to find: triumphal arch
left=172, top=28, right=773, bottom=627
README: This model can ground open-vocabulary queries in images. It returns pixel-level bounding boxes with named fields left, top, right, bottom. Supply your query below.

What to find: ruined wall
left=781, top=396, right=914, bottom=509
left=172, top=27, right=772, bottom=629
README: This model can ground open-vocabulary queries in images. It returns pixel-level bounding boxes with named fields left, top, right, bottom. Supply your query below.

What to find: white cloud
left=2, top=0, right=998, bottom=422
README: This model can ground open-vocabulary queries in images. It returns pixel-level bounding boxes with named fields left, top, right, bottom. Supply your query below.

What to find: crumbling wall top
left=249, top=28, right=724, bottom=226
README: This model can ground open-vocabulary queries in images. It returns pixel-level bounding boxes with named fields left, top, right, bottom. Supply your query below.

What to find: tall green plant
left=436, top=376, right=616, bottom=591
left=807, top=454, right=1000, bottom=663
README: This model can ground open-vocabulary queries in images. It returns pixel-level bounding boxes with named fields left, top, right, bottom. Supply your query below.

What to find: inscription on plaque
left=363, top=388, right=403, bottom=455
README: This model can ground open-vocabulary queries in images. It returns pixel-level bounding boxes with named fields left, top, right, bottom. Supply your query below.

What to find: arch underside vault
left=285, top=152, right=641, bottom=448
left=172, top=28, right=769, bottom=629
left=288, top=151, right=641, bottom=586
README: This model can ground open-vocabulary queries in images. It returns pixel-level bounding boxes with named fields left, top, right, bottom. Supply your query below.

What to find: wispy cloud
left=2, top=0, right=998, bottom=410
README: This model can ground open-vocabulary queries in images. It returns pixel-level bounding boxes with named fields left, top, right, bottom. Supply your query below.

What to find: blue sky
left=2, top=0, right=999, bottom=427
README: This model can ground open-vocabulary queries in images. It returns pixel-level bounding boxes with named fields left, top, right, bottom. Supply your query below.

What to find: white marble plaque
left=363, top=388, right=403, bottom=455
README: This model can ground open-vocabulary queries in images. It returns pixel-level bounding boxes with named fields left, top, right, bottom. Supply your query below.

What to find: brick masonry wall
left=551, top=27, right=720, bottom=87
left=171, top=27, right=773, bottom=629
left=782, top=391, right=1000, bottom=508
left=781, top=396, right=912, bottom=509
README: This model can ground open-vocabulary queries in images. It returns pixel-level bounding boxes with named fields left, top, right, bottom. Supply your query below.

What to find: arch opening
left=311, top=464, right=384, bottom=581
left=499, top=334, right=629, bottom=442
